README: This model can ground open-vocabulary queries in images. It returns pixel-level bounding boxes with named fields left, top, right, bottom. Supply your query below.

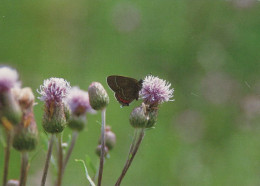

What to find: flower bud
left=88, top=82, right=109, bottom=110
left=129, top=104, right=148, bottom=128
left=68, top=115, right=86, bottom=131
left=42, top=102, right=66, bottom=133
left=12, top=112, right=38, bottom=151
left=146, top=110, right=158, bottom=128
left=6, top=180, right=19, bottom=186
left=99, top=126, right=116, bottom=150
left=95, top=144, right=109, bottom=157
left=0, top=91, right=22, bottom=127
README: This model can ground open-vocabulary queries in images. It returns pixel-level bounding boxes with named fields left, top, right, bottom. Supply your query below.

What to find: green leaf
left=75, top=159, right=96, bottom=186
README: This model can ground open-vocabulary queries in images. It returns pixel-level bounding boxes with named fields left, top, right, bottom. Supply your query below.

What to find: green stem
left=97, top=108, right=106, bottom=186
left=115, top=129, right=145, bottom=186
left=56, top=134, right=63, bottom=186
left=41, top=134, right=55, bottom=186
left=62, top=131, right=78, bottom=176
left=19, top=152, right=29, bottom=186
left=3, top=131, right=11, bottom=186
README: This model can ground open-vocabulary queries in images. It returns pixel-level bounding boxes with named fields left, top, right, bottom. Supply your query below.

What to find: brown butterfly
left=107, top=75, right=143, bottom=106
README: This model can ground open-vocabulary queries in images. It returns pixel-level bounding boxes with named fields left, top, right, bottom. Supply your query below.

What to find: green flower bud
left=95, top=144, right=109, bottom=157
left=13, top=112, right=38, bottom=151
left=68, top=115, right=86, bottom=131
left=0, top=91, right=22, bottom=126
left=146, top=110, right=158, bottom=128
left=99, top=126, right=116, bottom=150
left=129, top=104, right=148, bottom=128
left=42, top=102, right=66, bottom=133
left=88, top=82, right=109, bottom=110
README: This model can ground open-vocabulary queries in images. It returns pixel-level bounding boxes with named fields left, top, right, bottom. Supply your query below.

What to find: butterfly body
left=107, top=75, right=142, bottom=106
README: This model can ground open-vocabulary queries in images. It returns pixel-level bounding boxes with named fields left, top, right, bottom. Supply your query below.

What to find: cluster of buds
left=66, top=86, right=96, bottom=131
left=130, top=75, right=174, bottom=128
left=0, top=66, right=38, bottom=151
left=96, top=126, right=116, bottom=157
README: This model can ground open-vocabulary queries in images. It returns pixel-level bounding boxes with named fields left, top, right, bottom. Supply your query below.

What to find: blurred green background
left=1, top=0, right=260, bottom=185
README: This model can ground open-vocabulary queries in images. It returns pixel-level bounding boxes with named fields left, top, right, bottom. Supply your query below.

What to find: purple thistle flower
left=140, top=75, right=174, bottom=105
left=37, top=78, right=71, bottom=104
left=66, top=86, right=96, bottom=116
left=0, top=66, right=21, bottom=92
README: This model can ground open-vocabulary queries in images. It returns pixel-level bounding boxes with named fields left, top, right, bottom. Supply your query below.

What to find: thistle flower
left=66, top=87, right=96, bottom=116
left=38, top=78, right=71, bottom=133
left=140, top=75, right=174, bottom=106
left=88, top=82, right=109, bottom=110
left=6, top=179, right=19, bottom=186
left=38, top=78, right=71, bottom=106
left=0, top=66, right=22, bottom=126
left=0, top=66, right=20, bottom=93
left=12, top=88, right=38, bottom=151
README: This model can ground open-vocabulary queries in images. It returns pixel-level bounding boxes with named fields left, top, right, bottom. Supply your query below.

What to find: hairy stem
left=41, top=134, right=55, bottom=186
left=115, top=129, right=145, bottom=186
left=97, top=108, right=106, bottom=186
left=3, top=131, right=12, bottom=186
left=19, top=152, right=29, bottom=186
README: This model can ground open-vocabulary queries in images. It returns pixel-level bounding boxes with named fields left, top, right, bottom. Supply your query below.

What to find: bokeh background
left=1, top=0, right=260, bottom=185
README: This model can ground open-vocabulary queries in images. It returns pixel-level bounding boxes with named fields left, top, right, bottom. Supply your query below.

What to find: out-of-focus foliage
left=1, top=0, right=260, bottom=185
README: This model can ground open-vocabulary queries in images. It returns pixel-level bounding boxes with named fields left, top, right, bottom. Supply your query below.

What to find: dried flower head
left=66, top=87, right=96, bottom=116
left=140, top=75, right=174, bottom=106
left=37, top=78, right=71, bottom=104
left=0, top=66, right=20, bottom=92
left=12, top=87, right=35, bottom=111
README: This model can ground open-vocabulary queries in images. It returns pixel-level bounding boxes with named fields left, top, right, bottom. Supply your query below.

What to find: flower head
left=88, top=82, right=109, bottom=110
left=37, top=78, right=71, bottom=104
left=140, top=75, right=174, bottom=106
left=66, top=87, right=95, bottom=116
left=0, top=66, right=20, bottom=92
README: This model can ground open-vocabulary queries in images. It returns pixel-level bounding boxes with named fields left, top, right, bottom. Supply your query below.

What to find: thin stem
left=19, top=152, right=29, bottom=186
left=115, top=129, right=145, bottom=186
left=62, top=131, right=78, bottom=176
left=41, top=134, right=55, bottom=186
left=3, top=131, right=12, bottom=186
left=56, top=134, right=63, bottom=186
left=97, top=108, right=106, bottom=186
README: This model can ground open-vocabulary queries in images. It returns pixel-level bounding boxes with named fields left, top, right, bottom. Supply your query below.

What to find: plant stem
left=115, top=129, right=145, bottom=186
left=97, top=108, right=106, bottom=186
left=56, top=134, right=63, bottom=186
left=41, top=134, right=55, bottom=186
left=3, top=131, right=11, bottom=186
left=19, top=152, right=29, bottom=186
left=62, top=131, right=78, bottom=176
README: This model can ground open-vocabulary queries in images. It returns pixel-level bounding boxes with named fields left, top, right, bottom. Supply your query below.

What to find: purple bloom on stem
left=66, top=86, right=96, bottom=116
left=0, top=66, right=20, bottom=92
left=37, top=78, right=71, bottom=104
left=140, top=75, right=174, bottom=106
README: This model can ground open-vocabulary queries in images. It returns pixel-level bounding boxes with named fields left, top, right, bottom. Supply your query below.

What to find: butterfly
left=107, top=75, right=143, bottom=106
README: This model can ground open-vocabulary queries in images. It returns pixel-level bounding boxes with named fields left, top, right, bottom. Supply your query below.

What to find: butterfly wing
left=107, top=75, right=142, bottom=106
